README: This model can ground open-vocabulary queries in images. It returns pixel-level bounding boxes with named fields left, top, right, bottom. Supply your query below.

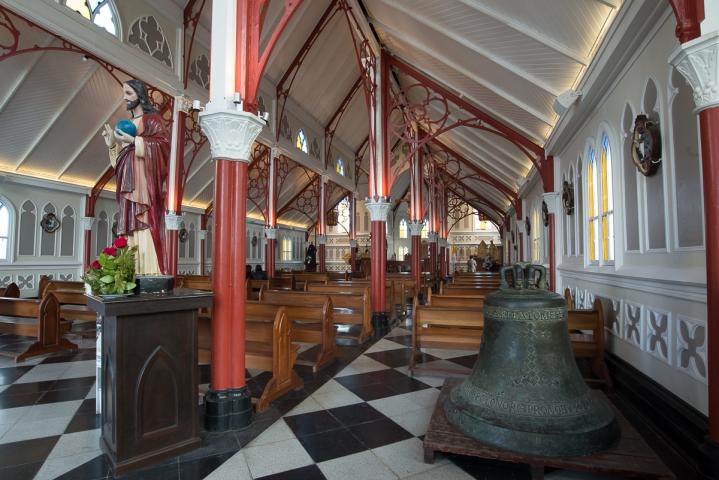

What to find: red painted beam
left=276, top=173, right=319, bottom=218
left=668, top=0, right=704, bottom=43
left=325, top=76, right=362, bottom=167
left=436, top=167, right=506, bottom=216
left=182, top=0, right=207, bottom=89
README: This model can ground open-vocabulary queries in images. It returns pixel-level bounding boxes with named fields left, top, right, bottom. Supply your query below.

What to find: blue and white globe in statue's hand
left=115, top=119, right=137, bottom=137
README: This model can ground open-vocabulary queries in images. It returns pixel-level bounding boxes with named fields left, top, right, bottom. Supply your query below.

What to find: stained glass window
left=399, top=219, right=407, bottom=239
left=336, top=158, right=345, bottom=176
left=282, top=238, right=292, bottom=261
left=296, top=129, right=308, bottom=154
left=398, top=245, right=409, bottom=259
left=587, top=148, right=599, bottom=262
left=600, top=134, right=614, bottom=261
left=532, top=207, right=541, bottom=263
left=421, top=219, right=428, bottom=239
left=0, top=200, right=9, bottom=261
left=337, top=197, right=350, bottom=232
left=61, top=0, right=119, bottom=36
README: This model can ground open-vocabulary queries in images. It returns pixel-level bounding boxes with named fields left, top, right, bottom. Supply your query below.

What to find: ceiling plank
left=374, top=0, right=561, bottom=97
left=56, top=97, right=125, bottom=180
left=189, top=177, right=214, bottom=204
left=454, top=0, right=590, bottom=66
left=373, top=18, right=556, bottom=128
left=0, top=38, right=54, bottom=117
left=15, top=63, right=99, bottom=171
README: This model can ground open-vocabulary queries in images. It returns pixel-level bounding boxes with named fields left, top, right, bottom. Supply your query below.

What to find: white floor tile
left=46, top=428, right=101, bottom=459
left=243, top=437, right=313, bottom=478
left=419, top=347, right=474, bottom=360
left=402, top=463, right=474, bottom=479
left=202, top=450, right=252, bottom=480
left=34, top=452, right=104, bottom=480
left=86, top=382, right=97, bottom=399
left=14, top=363, right=71, bottom=383
left=58, top=360, right=96, bottom=379
left=372, top=438, right=447, bottom=478
left=368, top=389, right=438, bottom=419
left=385, top=327, right=411, bottom=338
left=387, top=407, right=434, bottom=437
left=247, top=419, right=296, bottom=447
left=286, top=396, right=324, bottom=416
left=312, top=385, right=364, bottom=410
left=394, top=367, right=447, bottom=388
left=318, top=450, right=399, bottom=480
left=0, top=385, right=9, bottom=394
left=0, top=405, right=31, bottom=426
left=0, top=415, right=72, bottom=444
left=365, top=339, right=407, bottom=353
left=335, top=355, right=390, bottom=377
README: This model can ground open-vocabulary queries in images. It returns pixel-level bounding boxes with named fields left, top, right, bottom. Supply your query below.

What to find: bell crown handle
left=501, top=263, right=547, bottom=289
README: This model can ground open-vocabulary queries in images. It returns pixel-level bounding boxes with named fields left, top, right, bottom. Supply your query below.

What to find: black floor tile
left=56, top=453, right=110, bottom=480
left=327, top=402, right=385, bottom=427
left=0, top=391, right=43, bottom=409
left=336, top=382, right=397, bottom=401
left=283, top=411, right=342, bottom=437
left=448, top=354, right=478, bottom=369
left=364, top=348, right=438, bottom=368
left=52, top=376, right=97, bottom=391
left=347, top=417, right=414, bottom=449
left=64, top=412, right=101, bottom=434
left=0, top=366, right=33, bottom=386
left=0, top=460, right=44, bottom=480
left=335, top=368, right=431, bottom=400
left=178, top=451, right=234, bottom=479
left=447, top=453, right=531, bottom=479
left=37, top=385, right=93, bottom=404
left=256, top=464, right=327, bottom=480
left=0, top=435, right=60, bottom=468
left=0, top=379, right=57, bottom=396
left=386, top=334, right=412, bottom=346
left=177, top=431, right=241, bottom=463
left=112, top=459, right=179, bottom=480
left=295, top=426, right=366, bottom=463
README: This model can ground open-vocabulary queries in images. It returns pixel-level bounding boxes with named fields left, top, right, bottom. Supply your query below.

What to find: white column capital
left=264, top=227, right=278, bottom=240
left=165, top=212, right=183, bottom=230
left=408, top=221, right=423, bottom=236
left=199, top=229, right=208, bottom=240
left=364, top=197, right=391, bottom=222
left=271, top=145, right=281, bottom=159
left=199, top=109, right=264, bottom=162
left=317, top=235, right=327, bottom=245
left=349, top=239, right=358, bottom=248
left=175, top=95, right=193, bottom=114
left=670, top=32, right=719, bottom=113
left=80, top=216, right=95, bottom=231
left=542, top=192, right=561, bottom=215
left=427, top=232, right=438, bottom=243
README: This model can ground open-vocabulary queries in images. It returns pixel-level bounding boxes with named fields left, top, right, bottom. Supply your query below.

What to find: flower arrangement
left=83, top=237, right=137, bottom=295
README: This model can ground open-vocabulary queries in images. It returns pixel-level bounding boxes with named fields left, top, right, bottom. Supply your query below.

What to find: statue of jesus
left=101, top=79, right=169, bottom=275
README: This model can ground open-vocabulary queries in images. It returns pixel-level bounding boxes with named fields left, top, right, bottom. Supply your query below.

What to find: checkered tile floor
left=0, top=321, right=628, bottom=479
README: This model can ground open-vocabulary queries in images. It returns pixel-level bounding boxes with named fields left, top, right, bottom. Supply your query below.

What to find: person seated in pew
left=246, top=265, right=252, bottom=279
left=252, top=265, right=267, bottom=280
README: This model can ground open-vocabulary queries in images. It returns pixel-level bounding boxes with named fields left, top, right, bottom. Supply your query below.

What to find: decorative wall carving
left=128, top=16, right=173, bottom=68
left=188, top=54, right=209, bottom=89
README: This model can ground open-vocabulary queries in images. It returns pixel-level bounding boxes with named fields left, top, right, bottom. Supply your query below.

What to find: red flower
left=113, top=237, right=128, bottom=249
left=91, top=260, right=101, bottom=270
left=103, top=247, right=117, bottom=257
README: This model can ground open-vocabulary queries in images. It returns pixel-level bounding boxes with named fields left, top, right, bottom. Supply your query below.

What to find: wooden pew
left=256, top=290, right=337, bottom=371
left=0, top=282, right=20, bottom=298
left=300, top=285, right=373, bottom=343
left=245, top=302, right=303, bottom=412
left=426, top=293, right=485, bottom=309
left=0, top=292, right=78, bottom=361
left=325, top=280, right=397, bottom=319
left=38, top=275, right=84, bottom=297
left=247, top=279, right=269, bottom=300
left=439, top=285, right=497, bottom=297
left=411, top=304, right=483, bottom=371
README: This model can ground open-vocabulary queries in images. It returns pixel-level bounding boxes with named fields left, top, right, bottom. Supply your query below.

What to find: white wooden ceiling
left=0, top=0, right=620, bottom=228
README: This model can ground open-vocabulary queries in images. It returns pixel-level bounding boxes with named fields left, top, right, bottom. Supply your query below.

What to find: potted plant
left=83, top=237, right=137, bottom=297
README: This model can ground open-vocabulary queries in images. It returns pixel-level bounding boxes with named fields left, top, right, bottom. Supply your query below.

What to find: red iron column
left=165, top=97, right=191, bottom=278
left=265, top=147, right=279, bottom=278
left=409, top=222, right=423, bottom=294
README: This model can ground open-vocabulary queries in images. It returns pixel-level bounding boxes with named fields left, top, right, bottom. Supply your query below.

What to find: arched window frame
left=296, top=129, right=308, bottom=154
left=58, top=0, right=122, bottom=37
left=599, top=132, right=615, bottom=263
left=0, top=196, right=15, bottom=263
left=398, top=245, right=409, bottom=259
left=282, top=237, right=292, bottom=261
left=532, top=204, right=541, bottom=263
left=336, top=158, right=345, bottom=176
left=421, top=219, right=428, bottom=239
left=585, top=134, right=615, bottom=266
left=587, top=145, right=600, bottom=264
left=399, top=219, right=408, bottom=239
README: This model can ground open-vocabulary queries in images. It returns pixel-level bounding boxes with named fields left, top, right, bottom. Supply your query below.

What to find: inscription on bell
left=484, top=305, right=565, bottom=321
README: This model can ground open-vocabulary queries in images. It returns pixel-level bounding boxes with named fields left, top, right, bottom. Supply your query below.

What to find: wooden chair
left=245, top=302, right=303, bottom=412
left=299, top=285, right=373, bottom=343
left=0, top=292, right=78, bottom=361
left=0, top=282, right=20, bottom=298
left=411, top=303, right=483, bottom=372
left=257, top=290, right=337, bottom=371
left=567, top=297, right=613, bottom=391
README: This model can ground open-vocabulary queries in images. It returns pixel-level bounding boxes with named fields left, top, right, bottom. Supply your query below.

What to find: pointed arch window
left=0, top=199, right=11, bottom=261
left=282, top=238, right=292, bottom=261
left=532, top=207, right=541, bottom=263
left=586, top=134, right=614, bottom=264
left=421, top=219, right=428, bottom=239
left=399, top=219, right=408, bottom=239
left=296, top=129, right=308, bottom=154
left=336, top=158, right=345, bottom=176
left=587, top=148, right=599, bottom=262
left=60, top=0, right=120, bottom=36
left=600, top=134, right=614, bottom=262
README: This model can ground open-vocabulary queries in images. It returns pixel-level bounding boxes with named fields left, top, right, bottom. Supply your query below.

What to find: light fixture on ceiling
left=553, top=90, right=582, bottom=116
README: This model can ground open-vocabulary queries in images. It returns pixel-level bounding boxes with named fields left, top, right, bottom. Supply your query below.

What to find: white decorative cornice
left=349, top=239, right=358, bottom=248
left=80, top=216, right=95, bottom=231
left=199, top=109, right=264, bottom=162
left=264, top=227, right=278, bottom=240
left=427, top=232, right=438, bottom=243
left=670, top=32, right=719, bottom=113
left=364, top=197, right=391, bottom=222
left=408, top=221, right=423, bottom=237
left=317, top=235, right=327, bottom=245
left=198, top=230, right=208, bottom=240
left=175, top=95, right=193, bottom=114
left=542, top=192, right=561, bottom=216
left=165, top=212, right=183, bottom=230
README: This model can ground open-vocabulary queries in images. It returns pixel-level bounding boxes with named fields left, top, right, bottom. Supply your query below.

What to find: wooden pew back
left=0, top=282, right=20, bottom=298
left=440, top=285, right=497, bottom=297
left=427, top=294, right=485, bottom=309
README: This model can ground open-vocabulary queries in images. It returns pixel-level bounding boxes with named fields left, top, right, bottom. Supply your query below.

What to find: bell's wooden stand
left=424, top=380, right=675, bottom=480
left=87, top=289, right=213, bottom=475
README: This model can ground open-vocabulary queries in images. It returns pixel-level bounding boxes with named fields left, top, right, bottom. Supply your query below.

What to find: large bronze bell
left=443, top=263, right=619, bottom=457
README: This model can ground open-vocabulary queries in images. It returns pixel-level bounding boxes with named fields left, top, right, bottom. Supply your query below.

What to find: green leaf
left=124, top=282, right=136, bottom=291
left=99, top=275, right=114, bottom=284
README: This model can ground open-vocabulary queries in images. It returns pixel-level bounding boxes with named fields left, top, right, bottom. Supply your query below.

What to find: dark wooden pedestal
left=424, top=380, right=675, bottom=480
left=87, top=289, right=212, bottom=475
